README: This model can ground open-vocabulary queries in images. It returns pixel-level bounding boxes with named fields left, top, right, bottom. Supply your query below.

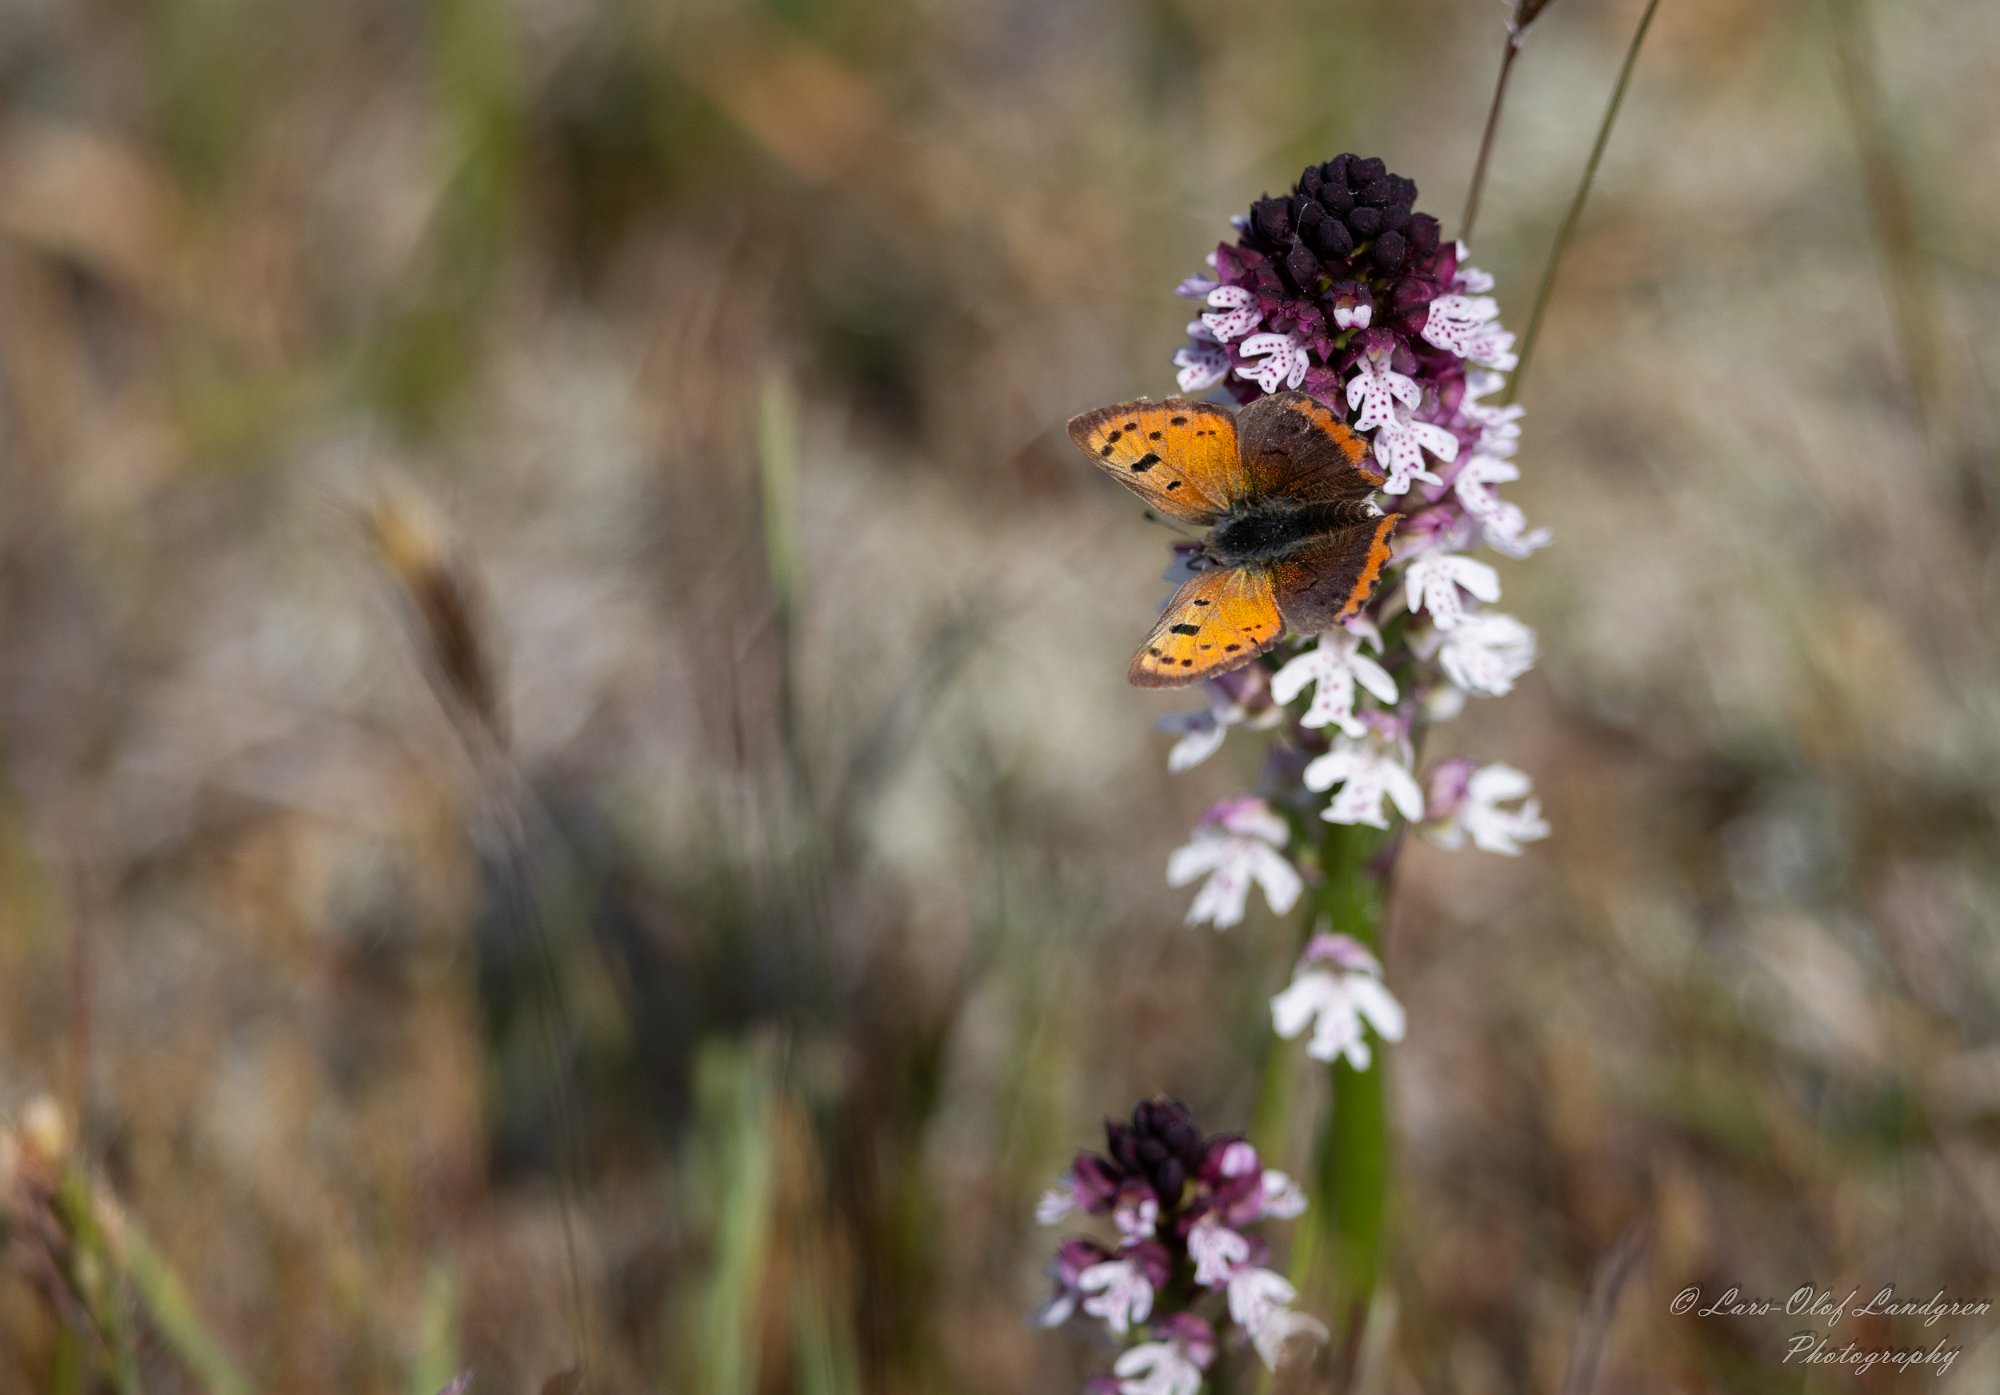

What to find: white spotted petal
left=1270, top=934, right=1407, bottom=1071
left=1430, top=762, right=1550, bottom=855
left=1271, top=634, right=1398, bottom=736
left=1236, top=332, right=1310, bottom=394
left=1201, top=284, right=1262, bottom=343
left=1303, top=738, right=1425, bottom=829
left=1426, top=613, right=1537, bottom=696
left=1403, top=551, right=1501, bottom=630
left=1173, top=320, right=1230, bottom=392
left=1226, top=1268, right=1329, bottom=1372
left=1345, top=353, right=1420, bottom=432
left=1371, top=411, right=1455, bottom=495
left=1114, top=1341, right=1205, bottom=1395
left=1079, top=1259, right=1154, bottom=1335
left=1167, top=800, right=1302, bottom=928
left=1188, top=1212, right=1252, bottom=1287
left=1421, top=293, right=1503, bottom=359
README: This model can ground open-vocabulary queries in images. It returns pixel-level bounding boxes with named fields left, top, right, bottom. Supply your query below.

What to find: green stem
left=1254, top=815, right=1395, bottom=1382
left=1505, top=0, right=1665, bottom=406
left=1312, top=823, right=1389, bottom=1340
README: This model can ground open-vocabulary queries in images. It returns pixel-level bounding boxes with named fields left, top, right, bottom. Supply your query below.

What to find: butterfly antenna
left=1142, top=509, right=1203, bottom=539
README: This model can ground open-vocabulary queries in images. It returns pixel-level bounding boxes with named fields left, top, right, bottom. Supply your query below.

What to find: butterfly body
left=1203, top=498, right=1379, bottom=569
left=1067, top=391, right=1399, bottom=688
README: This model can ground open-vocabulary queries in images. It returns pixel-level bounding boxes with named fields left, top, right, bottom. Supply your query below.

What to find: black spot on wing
left=1129, top=453, right=1161, bottom=473
left=1169, top=623, right=1201, bottom=635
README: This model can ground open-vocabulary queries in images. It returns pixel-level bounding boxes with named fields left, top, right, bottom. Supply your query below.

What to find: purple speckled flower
left=1035, top=1098, right=1325, bottom=1387
left=1153, top=154, right=1549, bottom=934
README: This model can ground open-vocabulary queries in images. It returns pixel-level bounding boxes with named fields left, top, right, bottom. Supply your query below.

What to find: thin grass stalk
left=1461, top=29, right=1524, bottom=246
left=487, top=808, right=595, bottom=1380
left=360, top=482, right=595, bottom=1380
left=1505, top=0, right=1665, bottom=406
left=55, top=1173, right=139, bottom=1394
left=119, top=1216, right=256, bottom=1395
left=1822, top=0, right=1985, bottom=538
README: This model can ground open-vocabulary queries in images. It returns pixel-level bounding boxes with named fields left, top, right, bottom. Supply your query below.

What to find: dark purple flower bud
left=1163, top=1117, right=1204, bottom=1166
left=1390, top=277, right=1437, bottom=315
left=1198, top=1135, right=1257, bottom=1180
left=1359, top=177, right=1396, bottom=208
left=1132, top=1097, right=1187, bottom=1138
left=1425, top=232, right=1458, bottom=284
left=1392, top=335, right=1423, bottom=376
left=1195, top=1136, right=1265, bottom=1224
left=1409, top=212, right=1441, bottom=259
left=1307, top=216, right=1353, bottom=259
left=1380, top=201, right=1411, bottom=233
left=1283, top=241, right=1322, bottom=289
left=1388, top=175, right=1418, bottom=206
left=1320, top=181, right=1354, bottom=214
left=1301, top=363, right=1346, bottom=407
left=1106, top=1120, right=1141, bottom=1173
left=1251, top=196, right=1292, bottom=242
left=1350, top=155, right=1387, bottom=185
left=1371, top=230, right=1407, bottom=271
left=1055, top=1237, right=1111, bottom=1284
left=1323, top=154, right=1351, bottom=187
left=1345, top=205, right=1384, bottom=238
left=1072, top=1152, right=1122, bottom=1212
left=1124, top=1239, right=1173, bottom=1288
left=1297, top=164, right=1323, bottom=198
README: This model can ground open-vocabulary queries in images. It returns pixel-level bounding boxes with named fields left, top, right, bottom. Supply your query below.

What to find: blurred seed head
left=358, top=477, right=505, bottom=747
left=1513, top=0, right=1557, bottom=36
left=18, top=1096, right=70, bottom=1176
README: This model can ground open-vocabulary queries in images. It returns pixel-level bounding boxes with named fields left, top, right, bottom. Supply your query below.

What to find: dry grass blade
left=1559, top=1222, right=1653, bottom=1395
left=1506, top=0, right=1665, bottom=404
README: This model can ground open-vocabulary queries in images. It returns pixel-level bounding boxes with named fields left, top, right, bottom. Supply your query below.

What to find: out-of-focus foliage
left=0, top=0, right=1996, bottom=1391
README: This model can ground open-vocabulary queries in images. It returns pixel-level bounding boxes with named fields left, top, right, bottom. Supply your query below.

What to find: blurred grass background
left=1, top=0, right=1998, bottom=1391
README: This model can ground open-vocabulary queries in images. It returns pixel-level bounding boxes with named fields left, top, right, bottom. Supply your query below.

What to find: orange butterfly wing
left=1128, top=564, right=1285, bottom=688
left=1235, top=391, right=1384, bottom=504
left=1269, top=514, right=1401, bottom=634
left=1067, top=398, right=1246, bottom=523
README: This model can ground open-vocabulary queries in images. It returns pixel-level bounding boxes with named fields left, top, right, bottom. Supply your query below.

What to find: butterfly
left=1067, top=391, right=1399, bottom=688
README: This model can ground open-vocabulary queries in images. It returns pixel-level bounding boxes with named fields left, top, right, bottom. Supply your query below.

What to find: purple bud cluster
left=1037, top=1098, right=1323, bottom=1391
